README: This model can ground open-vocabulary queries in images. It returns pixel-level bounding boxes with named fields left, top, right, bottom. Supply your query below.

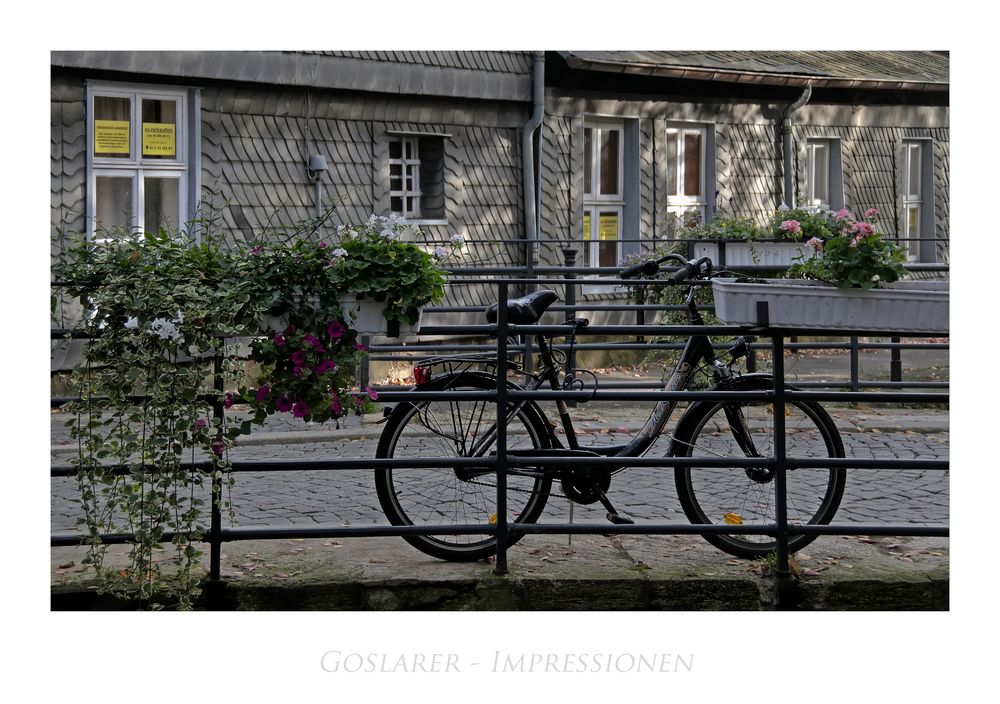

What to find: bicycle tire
left=672, top=374, right=846, bottom=558
left=374, top=371, right=553, bottom=561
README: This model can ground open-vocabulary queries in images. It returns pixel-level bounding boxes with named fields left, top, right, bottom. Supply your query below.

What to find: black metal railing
left=50, top=271, right=949, bottom=606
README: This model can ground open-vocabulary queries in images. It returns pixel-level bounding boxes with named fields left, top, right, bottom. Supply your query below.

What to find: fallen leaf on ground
left=57, top=561, right=75, bottom=569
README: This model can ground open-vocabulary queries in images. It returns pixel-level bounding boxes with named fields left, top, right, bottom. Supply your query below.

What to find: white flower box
left=341, top=294, right=422, bottom=338
left=711, top=278, right=949, bottom=333
left=690, top=240, right=808, bottom=268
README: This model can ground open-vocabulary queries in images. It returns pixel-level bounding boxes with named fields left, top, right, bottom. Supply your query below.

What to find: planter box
left=711, top=278, right=949, bottom=333
left=341, top=294, right=422, bottom=338
left=691, top=240, right=808, bottom=268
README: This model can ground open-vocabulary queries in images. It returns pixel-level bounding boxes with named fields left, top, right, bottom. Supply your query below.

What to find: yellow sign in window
left=583, top=213, right=591, bottom=241
left=142, top=122, right=176, bottom=157
left=94, top=120, right=130, bottom=155
left=599, top=213, right=619, bottom=240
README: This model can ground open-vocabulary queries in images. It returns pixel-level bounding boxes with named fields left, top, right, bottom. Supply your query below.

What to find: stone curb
left=50, top=534, right=949, bottom=611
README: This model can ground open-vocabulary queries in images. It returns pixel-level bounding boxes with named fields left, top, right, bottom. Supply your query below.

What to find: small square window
left=388, top=135, right=445, bottom=220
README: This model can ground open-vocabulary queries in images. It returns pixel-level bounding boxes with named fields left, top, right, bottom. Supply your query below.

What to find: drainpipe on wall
left=522, top=51, right=545, bottom=283
left=781, top=85, right=812, bottom=208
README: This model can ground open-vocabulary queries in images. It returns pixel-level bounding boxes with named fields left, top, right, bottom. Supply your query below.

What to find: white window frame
left=902, top=141, right=924, bottom=262
left=665, top=124, right=708, bottom=234
left=806, top=140, right=831, bottom=208
left=583, top=120, right=625, bottom=269
left=87, top=82, right=190, bottom=240
left=389, top=137, right=423, bottom=219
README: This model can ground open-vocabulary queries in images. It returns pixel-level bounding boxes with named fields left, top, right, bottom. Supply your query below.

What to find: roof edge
left=559, top=52, right=949, bottom=92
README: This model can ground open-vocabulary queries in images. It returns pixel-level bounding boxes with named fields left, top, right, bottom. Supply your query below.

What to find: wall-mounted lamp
left=307, top=154, right=328, bottom=184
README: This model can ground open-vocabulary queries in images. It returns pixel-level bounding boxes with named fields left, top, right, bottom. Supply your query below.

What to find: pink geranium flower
left=779, top=220, right=801, bottom=234
left=834, top=208, right=854, bottom=221
left=864, top=207, right=879, bottom=219
left=805, top=237, right=824, bottom=253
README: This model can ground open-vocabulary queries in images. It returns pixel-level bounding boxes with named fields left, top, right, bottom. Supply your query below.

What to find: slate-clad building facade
left=51, top=50, right=949, bottom=344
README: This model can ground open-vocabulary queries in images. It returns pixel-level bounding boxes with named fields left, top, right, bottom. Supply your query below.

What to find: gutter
left=522, top=51, right=545, bottom=281
left=781, top=86, right=812, bottom=208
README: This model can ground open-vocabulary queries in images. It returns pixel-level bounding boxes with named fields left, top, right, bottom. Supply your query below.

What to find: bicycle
left=374, top=254, right=846, bottom=561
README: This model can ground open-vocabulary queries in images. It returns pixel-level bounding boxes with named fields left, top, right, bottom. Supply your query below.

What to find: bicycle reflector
left=413, top=366, right=432, bottom=386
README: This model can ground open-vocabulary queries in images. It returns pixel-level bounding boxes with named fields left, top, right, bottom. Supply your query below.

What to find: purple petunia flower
left=292, top=401, right=310, bottom=418
left=303, top=334, right=325, bottom=352
left=255, top=385, right=271, bottom=402
left=275, top=396, right=294, bottom=413
left=211, top=436, right=226, bottom=457
left=313, top=359, right=337, bottom=374
left=291, top=350, right=306, bottom=366
left=274, top=334, right=285, bottom=346
left=331, top=392, right=341, bottom=417
left=224, top=392, right=234, bottom=409
left=365, top=386, right=379, bottom=401
left=327, top=321, right=345, bottom=339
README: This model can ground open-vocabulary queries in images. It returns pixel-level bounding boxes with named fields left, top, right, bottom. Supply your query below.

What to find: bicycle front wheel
left=375, top=372, right=552, bottom=561
left=672, top=374, right=846, bottom=558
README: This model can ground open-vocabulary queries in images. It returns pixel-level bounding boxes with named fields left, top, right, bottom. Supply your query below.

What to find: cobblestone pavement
left=51, top=424, right=949, bottom=533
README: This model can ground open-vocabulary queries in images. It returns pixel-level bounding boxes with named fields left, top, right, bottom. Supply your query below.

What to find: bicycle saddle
left=484, top=289, right=559, bottom=325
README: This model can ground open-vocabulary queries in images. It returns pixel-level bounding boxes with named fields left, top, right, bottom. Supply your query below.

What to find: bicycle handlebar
left=619, top=255, right=712, bottom=284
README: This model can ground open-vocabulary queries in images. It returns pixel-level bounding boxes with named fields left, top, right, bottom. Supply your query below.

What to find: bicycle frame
left=509, top=279, right=745, bottom=471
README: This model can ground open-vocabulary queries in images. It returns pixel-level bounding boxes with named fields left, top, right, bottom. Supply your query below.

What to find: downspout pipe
left=781, top=85, right=812, bottom=208
left=522, top=51, right=545, bottom=282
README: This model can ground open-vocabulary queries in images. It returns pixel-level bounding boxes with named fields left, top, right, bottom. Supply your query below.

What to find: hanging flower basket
left=341, top=294, right=423, bottom=338
left=711, top=278, right=949, bottom=333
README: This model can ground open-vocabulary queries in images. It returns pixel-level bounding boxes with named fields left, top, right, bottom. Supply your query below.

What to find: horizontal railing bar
left=51, top=454, right=948, bottom=478
left=50, top=521, right=950, bottom=547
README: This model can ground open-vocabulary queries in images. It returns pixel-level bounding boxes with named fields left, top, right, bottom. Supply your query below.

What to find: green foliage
left=52, top=211, right=457, bottom=606
left=328, top=215, right=459, bottom=324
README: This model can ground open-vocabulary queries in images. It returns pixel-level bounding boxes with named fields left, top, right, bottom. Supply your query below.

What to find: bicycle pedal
left=606, top=512, right=635, bottom=525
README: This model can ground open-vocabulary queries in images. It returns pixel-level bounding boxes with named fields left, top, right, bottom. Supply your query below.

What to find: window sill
left=581, top=280, right=629, bottom=297
left=406, top=219, right=449, bottom=226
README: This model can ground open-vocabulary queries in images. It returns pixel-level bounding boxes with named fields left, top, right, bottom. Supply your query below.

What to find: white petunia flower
left=124, top=316, right=139, bottom=330
left=330, top=247, right=348, bottom=258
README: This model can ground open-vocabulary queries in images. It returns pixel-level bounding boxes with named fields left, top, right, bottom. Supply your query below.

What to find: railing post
left=770, top=330, right=794, bottom=607
left=562, top=249, right=578, bottom=395
left=207, top=346, right=225, bottom=607
left=359, top=335, right=371, bottom=390
left=849, top=336, right=861, bottom=403
left=890, top=336, right=902, bottom=383
left=494, top=281, right=510, bottom=576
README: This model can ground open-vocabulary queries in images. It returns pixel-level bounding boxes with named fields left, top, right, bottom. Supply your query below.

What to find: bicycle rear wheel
left=374, top=372, right=552, bottom=561
left=672, top=374, right=846, bottom=558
